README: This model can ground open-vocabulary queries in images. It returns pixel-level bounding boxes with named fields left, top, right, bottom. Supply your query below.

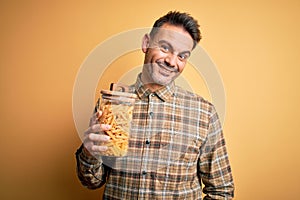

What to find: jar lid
left=100, top=90, right=137, bottom=99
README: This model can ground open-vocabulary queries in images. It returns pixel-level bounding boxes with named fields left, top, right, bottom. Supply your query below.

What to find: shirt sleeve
left=75, top=144, right=110, bottom=189
left=198, top=105, right=235, bottom=199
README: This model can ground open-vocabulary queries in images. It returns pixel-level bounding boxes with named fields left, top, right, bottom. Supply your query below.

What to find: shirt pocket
left=154, top=120, right=203, bottom=170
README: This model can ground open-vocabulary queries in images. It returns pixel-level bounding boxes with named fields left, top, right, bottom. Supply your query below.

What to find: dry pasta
left=98, top=101, right=134, bottom=156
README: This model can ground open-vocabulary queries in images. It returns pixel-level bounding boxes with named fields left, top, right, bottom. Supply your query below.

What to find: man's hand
left=83, top=110, right=111, bottom=156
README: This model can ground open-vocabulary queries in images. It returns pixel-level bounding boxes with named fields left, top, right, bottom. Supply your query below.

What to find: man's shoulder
left=175, top=85, right=213, bottom=107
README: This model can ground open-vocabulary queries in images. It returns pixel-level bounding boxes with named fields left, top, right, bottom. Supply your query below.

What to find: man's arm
left=75, top=110, right=112, bottom=189
left=75, top=145, right=110, bottom=189
left=198, top=105, right=234, bottom=199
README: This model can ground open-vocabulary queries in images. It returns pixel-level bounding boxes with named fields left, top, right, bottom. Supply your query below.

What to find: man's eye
left=160, top=45, right=169, bottom=52
left=178, top=54, right=189, bottom=60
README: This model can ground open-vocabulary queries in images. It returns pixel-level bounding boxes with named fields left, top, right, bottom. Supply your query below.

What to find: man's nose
left=165, top=53, right=177, bottom=67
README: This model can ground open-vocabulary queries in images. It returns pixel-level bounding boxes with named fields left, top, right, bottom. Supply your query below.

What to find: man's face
left=141, top=23, right=194, bottom=90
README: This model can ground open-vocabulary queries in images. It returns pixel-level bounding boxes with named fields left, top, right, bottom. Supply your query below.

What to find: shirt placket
left=138, top=93, right=155, bottom=199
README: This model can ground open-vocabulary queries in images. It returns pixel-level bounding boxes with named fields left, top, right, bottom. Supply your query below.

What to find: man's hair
left=150, top=11, right=201, bottom=49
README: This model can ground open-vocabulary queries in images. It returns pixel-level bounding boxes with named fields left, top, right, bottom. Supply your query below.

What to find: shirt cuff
left=76, top=144, right=102, bottom=166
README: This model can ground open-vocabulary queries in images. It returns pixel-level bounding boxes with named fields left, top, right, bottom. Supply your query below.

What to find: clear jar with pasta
left=97, top=89, right=136, bottom=157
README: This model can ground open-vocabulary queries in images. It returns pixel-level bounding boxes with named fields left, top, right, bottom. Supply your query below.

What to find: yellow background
left=1, top=0, right=300, bottom=199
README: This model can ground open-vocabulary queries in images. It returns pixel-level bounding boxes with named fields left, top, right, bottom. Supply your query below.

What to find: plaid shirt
left=76, top=75, right=234, bottom=199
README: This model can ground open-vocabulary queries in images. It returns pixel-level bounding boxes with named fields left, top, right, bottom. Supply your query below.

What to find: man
left=76, top=11, right=234, bottom=199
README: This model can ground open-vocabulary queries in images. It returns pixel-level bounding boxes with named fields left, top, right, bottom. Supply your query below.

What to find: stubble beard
left=145, top=63, right=176, bottom=86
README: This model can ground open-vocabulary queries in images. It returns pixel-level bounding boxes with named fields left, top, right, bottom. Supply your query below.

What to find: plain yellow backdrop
left=1, top=0, right=300, bottom=199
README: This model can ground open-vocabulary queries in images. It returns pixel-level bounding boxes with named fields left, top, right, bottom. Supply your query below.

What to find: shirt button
left=151, top=93, right=155, bottom=97
left=145, top=139, right=150, bottom=145
left=142, top=171, right=147, bottom=175
left=149, top=112, right=153, bottom=117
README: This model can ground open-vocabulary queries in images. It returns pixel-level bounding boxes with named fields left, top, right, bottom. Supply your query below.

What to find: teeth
left=160, top=66, right=171, bottom=73
left=158, top=63, right=173, bottom=72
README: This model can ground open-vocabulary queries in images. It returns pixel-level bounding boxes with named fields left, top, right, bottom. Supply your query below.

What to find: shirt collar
left=134, top=73, right=176, bottom=102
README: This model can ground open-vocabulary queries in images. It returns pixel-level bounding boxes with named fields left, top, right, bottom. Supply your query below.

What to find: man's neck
left=140, top=73, right=164, bottom=92
left=142, top=83, right=164, bottom=92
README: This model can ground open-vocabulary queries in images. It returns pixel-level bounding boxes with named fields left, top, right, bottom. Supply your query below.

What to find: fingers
left=91, top=145, right=108, bottom=152
left=85, top=123, right=111, bottom=134
left=83, top=141, right=108, bottom=156
left=88, top=133, right=110, bottom=142
left=83, top=116, right=112, bottom=155
left=84, top=124, right=111, bottom=145
left=89, top=110, right=102, bottom=126
left=83, top=133, right=110, bottom=155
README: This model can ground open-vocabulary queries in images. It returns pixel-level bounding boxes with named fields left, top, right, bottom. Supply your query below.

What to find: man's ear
left=142, top=34, right=150, bottom=53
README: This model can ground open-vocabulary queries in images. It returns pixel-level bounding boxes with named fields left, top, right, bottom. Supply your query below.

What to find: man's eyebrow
left=158, top=40, right=174, bottom=50
left=158, top=40, right=191, bottom=55
left=180, top=50, right=191, bottom=56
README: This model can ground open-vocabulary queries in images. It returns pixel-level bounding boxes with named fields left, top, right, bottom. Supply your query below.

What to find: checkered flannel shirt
left=76, top=75, right=234, bottom=199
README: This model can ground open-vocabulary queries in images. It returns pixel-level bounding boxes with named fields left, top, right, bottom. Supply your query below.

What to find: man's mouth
left=157, top=62, right=176, bottom=75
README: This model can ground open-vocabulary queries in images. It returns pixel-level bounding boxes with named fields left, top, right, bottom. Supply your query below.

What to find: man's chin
left=153, top=78, right=172, bottom=86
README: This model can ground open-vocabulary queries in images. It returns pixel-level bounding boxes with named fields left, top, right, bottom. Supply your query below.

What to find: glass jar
left=97, top=89, right=136, bottom=157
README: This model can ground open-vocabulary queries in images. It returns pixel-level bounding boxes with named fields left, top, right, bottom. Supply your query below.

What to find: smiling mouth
left=157, top=62, right=176, bottom=75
